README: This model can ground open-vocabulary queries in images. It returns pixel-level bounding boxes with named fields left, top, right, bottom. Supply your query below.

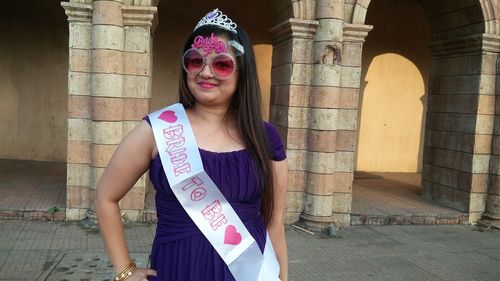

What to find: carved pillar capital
left=481, top=33, right=500, bottom=53
left=122, top=6, right=158, bottom=35
left=123, top=1, right=159, bottom=35
left=270, top=18, right=319, bottom=45
left=68, top=0, right=94, bottom=4
left=123, top=0, right=159, bottom=6
left=61, top=2, right=93, bottom=23
left=343, top=23, right=373, bottom=43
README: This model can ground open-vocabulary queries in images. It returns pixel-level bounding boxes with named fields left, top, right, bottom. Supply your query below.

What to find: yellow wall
left=356, top=0, right=431, bottom=172
left=152, top=1, right=274, bottom=118
left=253, top=44, right=273, bottom=120
left=0, top=0, right=68, bottom=162
left=357, top=54, right=426, bottom=172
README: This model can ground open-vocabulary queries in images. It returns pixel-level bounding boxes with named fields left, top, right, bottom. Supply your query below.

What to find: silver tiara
left=194, top=9, right=238, bottom=34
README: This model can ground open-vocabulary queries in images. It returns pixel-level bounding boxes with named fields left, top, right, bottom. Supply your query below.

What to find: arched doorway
left=0, top=0, right=68, bottom=220
left=356, top=0, right=429, bottom=174
left=351, top=0, right=497, bottom=224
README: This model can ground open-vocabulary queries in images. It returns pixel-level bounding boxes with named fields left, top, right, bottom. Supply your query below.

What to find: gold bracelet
left=114, top=262, right=135, bottom=281
left=115, top=262, right=132, bottom=277
left=114, top=261, right=136, bottom=281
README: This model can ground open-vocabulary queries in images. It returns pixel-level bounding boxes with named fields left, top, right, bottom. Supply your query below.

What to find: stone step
left=350, top=213, right=469, bottom=226
left=0, top=208, right=65, bottom=221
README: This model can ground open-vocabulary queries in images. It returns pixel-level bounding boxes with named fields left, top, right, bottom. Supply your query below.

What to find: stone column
left=299, top=0, right=345, bottom=230
left=332, top=22, right=372, bottom=226
left=119, top=2, right=158, bottom=221
left=89, top=0, right=127, bottom=220
left=62, top=1, right=94, bottom=220
left=62, top=0, right=158, bottom=221
left=269, top=19, right=319, bottom=225
left=297, top=0, right=372, bottom=229
left=423, top=34, right=499, bottom=223
left=484, top=34, right=500, bottom=221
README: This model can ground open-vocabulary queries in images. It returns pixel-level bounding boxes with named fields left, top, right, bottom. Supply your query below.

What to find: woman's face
left=184, top=34, right=239, bottom=108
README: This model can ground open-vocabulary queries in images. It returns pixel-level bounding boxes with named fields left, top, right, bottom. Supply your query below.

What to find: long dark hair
left=179, top=24, right=275, bottom=226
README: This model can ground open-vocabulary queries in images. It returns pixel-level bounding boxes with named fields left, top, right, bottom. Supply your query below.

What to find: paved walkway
left=0, top=219, right=499, bottom=281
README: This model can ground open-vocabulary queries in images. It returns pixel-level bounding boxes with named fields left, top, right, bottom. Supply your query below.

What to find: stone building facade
left=1, top=0, right=499, bottom=230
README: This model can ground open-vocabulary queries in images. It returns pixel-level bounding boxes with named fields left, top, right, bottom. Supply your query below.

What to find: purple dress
left=144, top=117, right=286, bottom=281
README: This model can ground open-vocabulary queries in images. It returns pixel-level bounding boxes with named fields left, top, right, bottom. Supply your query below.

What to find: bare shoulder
left=120, top=120, right=157, bottom=160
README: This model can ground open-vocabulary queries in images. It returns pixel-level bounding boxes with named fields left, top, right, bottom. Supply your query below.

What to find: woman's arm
left=95, top=120, right=157, bottom=278
left=267, top=159, right=289, bottom=281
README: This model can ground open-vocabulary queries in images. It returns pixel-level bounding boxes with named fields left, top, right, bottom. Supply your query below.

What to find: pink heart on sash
left=158, top=110, right=178, bottom=123
left=224, top=225, right=242, bottom=245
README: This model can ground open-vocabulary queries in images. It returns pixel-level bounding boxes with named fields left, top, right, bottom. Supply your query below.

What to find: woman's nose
left=198, top=62, right=213, bottom=78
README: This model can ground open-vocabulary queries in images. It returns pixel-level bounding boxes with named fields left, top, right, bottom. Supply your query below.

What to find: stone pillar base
left=483, top=212, right=500, bottom=220
left=299, top=213, right=333, bottom=231
left=332, top=213, right=351, bottom=226
left=479, top=215, right=500, bottom=229
left=66, top=208, right=88, bottom=221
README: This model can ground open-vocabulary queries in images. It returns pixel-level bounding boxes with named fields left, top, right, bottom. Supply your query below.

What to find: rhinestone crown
left=194, top=9, right=238, bottom=34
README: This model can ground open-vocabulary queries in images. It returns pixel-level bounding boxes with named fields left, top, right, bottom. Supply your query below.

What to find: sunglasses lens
left=183, top=50, right=204, bottom=74
left=211, top=54, right=235, bottom=79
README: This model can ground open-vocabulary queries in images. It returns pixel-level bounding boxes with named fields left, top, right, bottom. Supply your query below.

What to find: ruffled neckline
left=153, top=147, right=249, bottom=162
left=198, top=147, right=247, bottom=155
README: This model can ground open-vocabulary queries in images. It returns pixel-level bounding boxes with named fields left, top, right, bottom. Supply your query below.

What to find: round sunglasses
left=182, top=48, right=237, bottom=80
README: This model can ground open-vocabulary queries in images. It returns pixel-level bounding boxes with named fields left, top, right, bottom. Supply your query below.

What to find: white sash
left=149, top=103, right=280, bottom=281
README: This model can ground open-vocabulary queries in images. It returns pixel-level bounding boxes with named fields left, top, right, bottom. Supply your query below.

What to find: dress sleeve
left=143, top=115, right=152, bottom=126
left=264, top=122, right=287, bottom=161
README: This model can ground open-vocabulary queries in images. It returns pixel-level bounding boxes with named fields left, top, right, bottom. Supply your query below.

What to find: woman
left=96, top=8, right=288, bottom=281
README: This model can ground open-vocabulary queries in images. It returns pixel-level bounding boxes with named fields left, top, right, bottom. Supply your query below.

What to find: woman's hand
left=128, top=267, right=157, bottom=281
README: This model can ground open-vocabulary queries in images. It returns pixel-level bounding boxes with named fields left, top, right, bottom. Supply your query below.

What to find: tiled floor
left=0, top=159, right=66, bottom=220
left=0, top=159, right=468, bottom=225
left=351, top=172, right=468, bottom=225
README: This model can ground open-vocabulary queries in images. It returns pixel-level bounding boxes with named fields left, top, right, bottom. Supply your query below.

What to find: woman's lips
left=198, top=81, right=217, bottom=89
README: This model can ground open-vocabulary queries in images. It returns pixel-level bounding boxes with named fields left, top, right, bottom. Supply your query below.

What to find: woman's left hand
left=127, top=267, right=157, bottom=281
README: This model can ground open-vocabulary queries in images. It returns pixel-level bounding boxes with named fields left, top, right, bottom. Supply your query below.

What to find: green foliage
left=47, top=206, right=60, bottom=214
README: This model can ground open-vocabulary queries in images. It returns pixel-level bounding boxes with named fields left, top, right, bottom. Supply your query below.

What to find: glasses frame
left=182, top=48, right=237, bottom=80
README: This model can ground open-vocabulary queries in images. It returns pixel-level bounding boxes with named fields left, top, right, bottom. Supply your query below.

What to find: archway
left=0, top=0, right=68, bottom=220
left=351, top=0, right=497, bottom=224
